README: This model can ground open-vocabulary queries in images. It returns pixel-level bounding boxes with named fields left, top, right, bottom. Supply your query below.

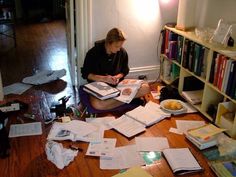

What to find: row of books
left=161, top=30, right=208, bottom=78
left=162, top=59, right=180, bottom=82
left=209, top=52, right=236, bottom=99
left=182, top=40, right=209, bottom=78
left=161, top=30, right=183, bottom=64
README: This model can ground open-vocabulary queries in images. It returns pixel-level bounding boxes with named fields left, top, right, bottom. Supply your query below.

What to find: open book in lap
left=83, top=82, right=120, bottom=100
left=115, top=79, right=143, bottom=103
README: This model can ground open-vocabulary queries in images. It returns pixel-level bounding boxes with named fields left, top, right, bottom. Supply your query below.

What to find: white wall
left=196, top=0, right=236, bottom=28
left=91, top=0, right=178, bottom=77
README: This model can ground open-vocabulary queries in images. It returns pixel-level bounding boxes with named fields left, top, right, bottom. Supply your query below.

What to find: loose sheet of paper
left=9, top=122, right=42, bottom=137
left=86, top=116, right=115, bottom=130
left=176, top=120, right=205, bottom=134
left=100, top=145, right=145, bottom=169
left=3, top=82, right=32, bottom=95
left=86, top=138, right=116, bottom=157
left=135, top=137, right=169, bottom=152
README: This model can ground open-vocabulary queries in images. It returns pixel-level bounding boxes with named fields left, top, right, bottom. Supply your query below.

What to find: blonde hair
left=105, top=28, right=126, bottom=45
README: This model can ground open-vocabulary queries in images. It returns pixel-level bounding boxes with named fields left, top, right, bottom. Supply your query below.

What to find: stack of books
left=185, top=124, right=225, bottom=150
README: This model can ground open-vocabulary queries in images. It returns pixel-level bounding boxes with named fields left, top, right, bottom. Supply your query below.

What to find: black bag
left=0, top=111, right=10, bottom=158
left=159, top=85, right=185, bottom=102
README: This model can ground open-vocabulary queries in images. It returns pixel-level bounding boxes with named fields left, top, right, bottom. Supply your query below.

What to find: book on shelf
left=83, top=81, right=120, bottom=100
left=214, top=54, right=223, bottom=87
left=221, top=59, right=233, bottom=93
left=114, top=79, right=143, bottom=104
left=209, top=160, right=236, bottom=177
left=229, top=68, right=236, bottom=98
left=163, top=148, right=203, bottom=175
left=182, top=39, right=190, bottom=68
left=226, top=61, right=236, bottom=96
left=200, top=47, right=209, bottom=78
left=217, top=55, right=227, bottom=90
left=109, top=101, right=171, bottom=138
left=188, top=41, right=195, bottom=72
left=209, top=52, right=218, bottom=84
left=177, top=35, right=184, bottom=64
left=182, top=90, right=203, bottom=105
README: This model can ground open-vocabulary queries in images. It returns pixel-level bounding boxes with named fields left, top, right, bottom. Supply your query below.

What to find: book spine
left=213, top=54, right=221, bottom=86
left=221, top=59, right=232, bottom=93
left=217, top=56, right=227, bottom=90
left=193, top=44, right=201, bottom=74
left=226, top=61, right=236, bottom=96
left=188, top=41, right=195, bottom=72
left=209, top=52, right=217, bottom=83
left=177, top=35, right=184, bottom=64
left=200, top=48, right=209, bottom=79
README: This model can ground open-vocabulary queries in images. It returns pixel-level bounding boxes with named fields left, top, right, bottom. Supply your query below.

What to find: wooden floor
left=0, top=21, right=217, bottom=177
left=0, top=20, right=78, bottom=107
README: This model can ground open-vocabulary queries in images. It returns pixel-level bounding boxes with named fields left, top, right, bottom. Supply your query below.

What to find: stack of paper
left=182, top=90, right=203, bottom=105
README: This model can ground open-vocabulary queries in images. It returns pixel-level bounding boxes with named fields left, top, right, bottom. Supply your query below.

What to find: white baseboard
left=126, top=65, right=160, bottom=82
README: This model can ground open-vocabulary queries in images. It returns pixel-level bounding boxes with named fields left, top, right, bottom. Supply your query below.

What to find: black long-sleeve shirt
left=81, top=40, right=129, bottom=82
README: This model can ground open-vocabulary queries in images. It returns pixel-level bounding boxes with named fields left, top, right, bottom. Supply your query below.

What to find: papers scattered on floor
left=3, top=82, right=32, bottom=95
left=9, top=122, right=42, bottom=137
left=169, top=127, right=183, bottom=135
left=175, top=120, right=205, bottom=134
left=85, top=116, right=116, bottom=130
left=47, top=120, right=97, bottom=141
left=86, top=138, right=116, bottom=157
left=100, top=145, right=145, bottom=169
left=135, top=137, right=169, bottom=152
left=22, top=69, right=66, bottom=85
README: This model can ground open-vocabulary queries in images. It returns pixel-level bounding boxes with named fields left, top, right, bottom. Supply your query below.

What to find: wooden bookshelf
left=161, top=26, right=236, bottom=138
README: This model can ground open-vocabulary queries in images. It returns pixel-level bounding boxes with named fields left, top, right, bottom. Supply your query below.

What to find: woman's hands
left=88, top=73, right=124, bottom=85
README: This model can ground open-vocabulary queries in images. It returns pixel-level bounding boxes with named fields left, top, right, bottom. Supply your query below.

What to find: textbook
left=83, top=81, right=120, bottom=100
left=163, top=148, right=203, bottom=175
left=114, top=79, right=143, bottom=103
left=185, top=132, right=218, bottom=150
left=109, top=102, right=171, bottom=138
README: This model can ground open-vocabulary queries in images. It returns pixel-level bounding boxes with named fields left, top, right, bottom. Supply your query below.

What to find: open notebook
left=109, top=101, right=171, bottom=138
